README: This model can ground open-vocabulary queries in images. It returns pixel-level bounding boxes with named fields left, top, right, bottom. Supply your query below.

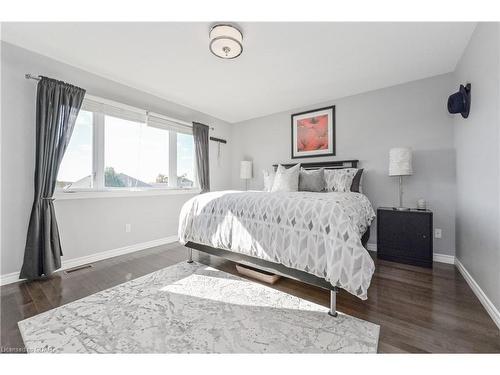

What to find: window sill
left=54, top=188, right=201, bottom=200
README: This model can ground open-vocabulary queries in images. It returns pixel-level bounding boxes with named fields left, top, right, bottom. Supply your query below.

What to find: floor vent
left=64, top=264, right=93, bottom=274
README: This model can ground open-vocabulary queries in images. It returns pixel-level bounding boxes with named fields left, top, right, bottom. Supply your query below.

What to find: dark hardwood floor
left=1, top=243, right=499, bottom=353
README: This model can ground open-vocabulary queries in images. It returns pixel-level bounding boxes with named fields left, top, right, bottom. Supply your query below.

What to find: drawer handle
left=422, top=235, right=427, bottom=238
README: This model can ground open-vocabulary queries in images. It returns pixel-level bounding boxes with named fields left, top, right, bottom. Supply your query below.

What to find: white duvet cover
left=178, top=190, right=376, bottom=299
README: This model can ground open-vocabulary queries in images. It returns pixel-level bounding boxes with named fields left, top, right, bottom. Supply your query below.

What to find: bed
left=178, top=160, right=375, bottom=317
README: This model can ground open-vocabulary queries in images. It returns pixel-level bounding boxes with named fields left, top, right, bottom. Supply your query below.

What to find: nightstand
left=377, top=207, right=433, bottom=268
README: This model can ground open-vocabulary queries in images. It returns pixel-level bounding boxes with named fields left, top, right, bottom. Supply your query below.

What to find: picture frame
left=291, top=105, right=335, bottom=159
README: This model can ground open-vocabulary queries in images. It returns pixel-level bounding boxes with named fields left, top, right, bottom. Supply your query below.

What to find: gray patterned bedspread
left=178, top=190, right=376, bottom=299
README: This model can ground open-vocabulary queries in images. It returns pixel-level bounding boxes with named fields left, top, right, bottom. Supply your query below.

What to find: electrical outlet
left=434, top=228, right=442, bottom=239
left=125, top=224, right=131, bottom=233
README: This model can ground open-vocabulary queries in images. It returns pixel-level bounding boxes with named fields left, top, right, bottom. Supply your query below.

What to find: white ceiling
left=2, top=22, right=475, bottom=123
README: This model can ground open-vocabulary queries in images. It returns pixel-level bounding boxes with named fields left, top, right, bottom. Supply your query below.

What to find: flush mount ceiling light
left=209, top=24, right=243, bottom=59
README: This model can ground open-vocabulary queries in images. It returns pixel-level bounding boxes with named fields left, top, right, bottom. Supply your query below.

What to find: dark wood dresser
left=376, top=207, right=433, bottom=268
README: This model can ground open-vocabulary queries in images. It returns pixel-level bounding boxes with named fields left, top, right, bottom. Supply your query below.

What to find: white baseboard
left=0, top=235, right=178, bottom=287
left=433, top=253, right=455, bottom=264
left=455, top=258, right=500, bottom=330
left=365, top=243, right=455, bottom=264
left=0, top=271, right=22, bottom=286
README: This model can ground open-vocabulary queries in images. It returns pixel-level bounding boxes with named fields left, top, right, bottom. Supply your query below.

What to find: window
left=105, top=115, right=170, bottom=189
left=56, top=110, right=93, bottom=189
left=177, top=133, right=195, bottom=189
left=56, top=96, right=197, bottom=192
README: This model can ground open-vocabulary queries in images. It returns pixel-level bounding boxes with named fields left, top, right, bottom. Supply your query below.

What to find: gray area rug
left=18, top=262, right=379, bottom=353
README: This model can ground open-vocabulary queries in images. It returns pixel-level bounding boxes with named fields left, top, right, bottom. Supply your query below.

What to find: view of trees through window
left=56, top=107, right=196, bottom=190
left=177, top=132, right=196, bottom=188
left=104, top=115, right=171, bottom=188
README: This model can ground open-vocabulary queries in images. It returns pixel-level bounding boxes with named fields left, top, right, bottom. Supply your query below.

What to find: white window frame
left=56, top=95, right=200, bottom=198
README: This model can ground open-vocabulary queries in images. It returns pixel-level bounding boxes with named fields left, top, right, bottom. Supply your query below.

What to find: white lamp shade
left=240, top=161, right=253, bottom=179
left=389, top=147, right=413, bottom=176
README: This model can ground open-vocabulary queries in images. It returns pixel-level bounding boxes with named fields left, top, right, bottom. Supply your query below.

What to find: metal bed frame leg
left=187, top=248, right=193, bottom=263
left=328, top=288, right=338, bottom=317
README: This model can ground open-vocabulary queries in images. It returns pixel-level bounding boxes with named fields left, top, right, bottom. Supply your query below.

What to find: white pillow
left=271, top=164, right=300, bottom=192
left=324, top=168, right=358, bottom=192
left=262, top=169, right=276, bottom=192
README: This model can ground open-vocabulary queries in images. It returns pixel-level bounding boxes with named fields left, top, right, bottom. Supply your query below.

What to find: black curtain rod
left=210, top=136, right=227, bottom=144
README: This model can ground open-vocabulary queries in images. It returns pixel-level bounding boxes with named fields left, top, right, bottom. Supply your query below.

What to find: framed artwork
left=291, top=105, right=335, bottom=159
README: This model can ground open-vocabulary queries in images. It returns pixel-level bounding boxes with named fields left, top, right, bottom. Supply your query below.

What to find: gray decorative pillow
left=350, top=169, right=364, bottom=193
left=299, top=168, right=325, bottom=192
left=324, top=168, right=357, bottom=192
left=271, top=164, right=300, bottom=192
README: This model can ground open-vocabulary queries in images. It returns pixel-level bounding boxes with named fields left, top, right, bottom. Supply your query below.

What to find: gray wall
left=0, top=41, right=233, bottom=276
left=231, top=74, right=457, bottom=255
left=453, top=23, right=500, bottom=310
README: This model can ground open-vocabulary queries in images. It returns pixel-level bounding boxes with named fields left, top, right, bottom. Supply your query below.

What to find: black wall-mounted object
left=377, top=207, right=433, bottom=268
left=209, top=136, right=227, bottom=144
left=447, top=83, right=471, bottom=118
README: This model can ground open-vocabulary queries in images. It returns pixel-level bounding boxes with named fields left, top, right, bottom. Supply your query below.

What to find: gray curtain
left=192, top=122, right=210, bottom=193
left=20, top=77, right=86, bottom=280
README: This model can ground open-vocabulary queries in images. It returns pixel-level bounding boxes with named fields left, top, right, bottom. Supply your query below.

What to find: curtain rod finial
left=25, top=73, right=41, bottom=81
left=24, top=73, right=40, bottom=81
